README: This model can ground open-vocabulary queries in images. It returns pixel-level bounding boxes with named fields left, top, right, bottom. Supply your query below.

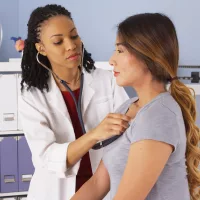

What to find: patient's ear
left=35, top=43, right=47, bottom=56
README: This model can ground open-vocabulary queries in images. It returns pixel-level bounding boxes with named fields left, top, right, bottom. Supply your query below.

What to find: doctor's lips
left=114, top=71, right=120, bottom=77
left=67, top=53, right=81, bottom=61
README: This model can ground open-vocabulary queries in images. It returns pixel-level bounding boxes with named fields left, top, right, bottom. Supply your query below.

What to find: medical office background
left=0, top=0, right=200, bottom=199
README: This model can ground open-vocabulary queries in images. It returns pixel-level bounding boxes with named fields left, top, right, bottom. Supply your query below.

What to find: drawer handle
left=4, top=175, right=15, bottom=183
left=3, top=113, right=15, bottom=121
left=22, top=174, right=32, bottom=182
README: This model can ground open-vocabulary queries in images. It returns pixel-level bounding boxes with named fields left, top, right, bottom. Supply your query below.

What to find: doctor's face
left=109, top=36, right=150, bottom=88
left=36, top=15, right=82, bottom=70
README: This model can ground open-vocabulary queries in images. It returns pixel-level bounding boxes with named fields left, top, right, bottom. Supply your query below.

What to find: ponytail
left=170, top=80, right=200, bottom=199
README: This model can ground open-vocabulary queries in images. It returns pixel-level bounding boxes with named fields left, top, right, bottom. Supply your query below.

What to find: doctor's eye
left=71, top=35, right=79, bottom=40
left=53, top=40, right=63, bottom=45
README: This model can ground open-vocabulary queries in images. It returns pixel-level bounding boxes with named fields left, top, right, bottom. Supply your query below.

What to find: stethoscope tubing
left=36, top=51, right=121, bottom=150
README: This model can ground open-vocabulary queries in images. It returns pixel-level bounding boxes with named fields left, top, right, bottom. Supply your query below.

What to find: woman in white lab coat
left=19, top=4, right=129, bottom=200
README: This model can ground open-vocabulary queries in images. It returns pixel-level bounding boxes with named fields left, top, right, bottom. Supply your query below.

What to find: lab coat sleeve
left=111, top=75, right=129, bottom=112
left=19, top=95, right=80, bottom=178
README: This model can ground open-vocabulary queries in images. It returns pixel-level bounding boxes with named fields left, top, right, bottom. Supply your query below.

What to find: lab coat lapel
left=46, top=71, right=95, bottom=122
left=46, top=74, right=72, bottom=122
left=82, top=70, right=95, bottom=117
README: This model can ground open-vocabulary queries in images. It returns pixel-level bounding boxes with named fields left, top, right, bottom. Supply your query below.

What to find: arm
left=71, top=160, right=110, bottom=200
left=19, top=96, right=130, bottom=178
left=114, top=140, right=173, bottom=200
left=62, top=111, right=130, bottom=168
left=65, top=75, right=129, bottom=170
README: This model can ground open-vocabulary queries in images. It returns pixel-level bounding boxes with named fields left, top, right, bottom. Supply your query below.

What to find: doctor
left=19, top=4, right=129, bottom=200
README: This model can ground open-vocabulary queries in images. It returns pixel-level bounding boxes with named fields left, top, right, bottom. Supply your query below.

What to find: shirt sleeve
left=19, top=95, right=81, bottom=178
left=128, top=107, right=180, bottom=152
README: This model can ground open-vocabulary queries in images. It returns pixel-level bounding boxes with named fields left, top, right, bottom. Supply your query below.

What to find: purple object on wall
left=0, top=137, right=2, bottom=193
left=18, top=136, right=34, bottom=192
left=0, top=136, right=18, bottom=192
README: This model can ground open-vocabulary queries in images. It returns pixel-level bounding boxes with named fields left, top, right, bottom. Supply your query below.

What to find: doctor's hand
left=89, top=113, right=131, bottom=142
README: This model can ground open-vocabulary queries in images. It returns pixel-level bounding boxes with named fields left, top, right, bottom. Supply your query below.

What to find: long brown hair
left=118, top=13, right=200, bottom=199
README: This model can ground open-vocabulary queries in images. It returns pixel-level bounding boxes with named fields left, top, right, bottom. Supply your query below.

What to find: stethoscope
left=36, top=46, right=122, bottom=150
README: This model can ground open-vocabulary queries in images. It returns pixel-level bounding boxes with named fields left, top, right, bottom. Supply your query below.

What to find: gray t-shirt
left=103, top=92, right=190, bottom=200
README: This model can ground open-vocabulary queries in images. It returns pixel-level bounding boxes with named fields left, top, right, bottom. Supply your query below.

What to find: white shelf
left=9, top=58, right=22, bottom=62
left=0, top=62, right=21, bottom=72
left=0, top=130, right=23, bottom=135
left=0, top=61, right=112, bottom=72
left=0, top=191, right=28, bottom=197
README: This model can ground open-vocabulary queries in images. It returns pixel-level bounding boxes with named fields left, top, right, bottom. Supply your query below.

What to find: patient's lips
left=114, top=71, right=120, bottom=77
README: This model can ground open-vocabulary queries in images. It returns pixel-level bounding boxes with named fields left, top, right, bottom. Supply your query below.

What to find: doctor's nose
left=65, top=40, right=76, bottom=51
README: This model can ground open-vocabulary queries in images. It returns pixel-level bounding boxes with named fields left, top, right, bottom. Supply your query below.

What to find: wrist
left=87, top=129, right=99, bottom=144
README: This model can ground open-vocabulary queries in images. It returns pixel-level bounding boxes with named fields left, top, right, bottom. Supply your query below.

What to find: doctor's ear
left=35, top=43, right=47, bottom=56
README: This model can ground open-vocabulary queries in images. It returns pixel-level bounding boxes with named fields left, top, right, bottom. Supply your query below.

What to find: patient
left=72, top=13, right=200, bottom=200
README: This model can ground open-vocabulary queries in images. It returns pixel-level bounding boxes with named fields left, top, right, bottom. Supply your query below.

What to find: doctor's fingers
left=106, top=117, right=130, bottom=129
left=108, top=124, right=127, bottom=134
left=107, top=113, right=131, bottom=122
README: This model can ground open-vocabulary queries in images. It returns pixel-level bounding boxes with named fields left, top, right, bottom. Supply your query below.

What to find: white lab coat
left=19, top=68, right=129, bottom=200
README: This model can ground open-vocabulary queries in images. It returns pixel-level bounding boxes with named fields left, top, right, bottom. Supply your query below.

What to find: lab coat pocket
left=95, top=96, right=113, bottom=121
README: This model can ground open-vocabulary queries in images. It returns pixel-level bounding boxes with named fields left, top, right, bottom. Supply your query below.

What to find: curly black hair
left=21, top=4, right=95, bottom=92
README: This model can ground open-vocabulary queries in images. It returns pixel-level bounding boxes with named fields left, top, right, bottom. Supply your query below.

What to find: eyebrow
left=50, top=27, right=76, bottom=38
left=115, top=42, right=126, bottom=47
